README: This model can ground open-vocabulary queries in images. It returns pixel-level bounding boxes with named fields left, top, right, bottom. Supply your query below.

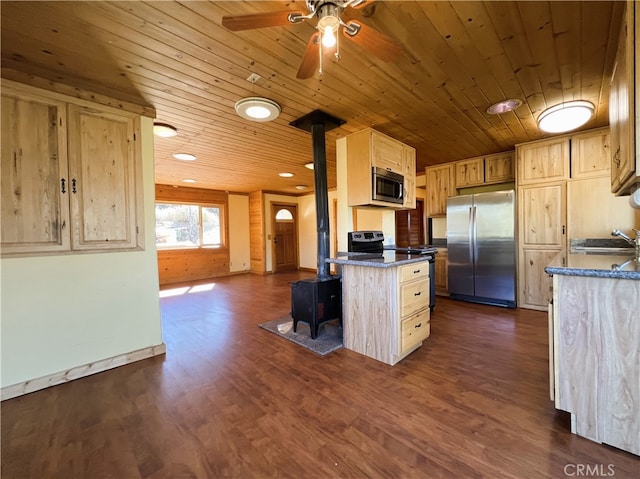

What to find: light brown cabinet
left=425, top=164, right=455, bottom=217
left=517, top=181, right=566, bottom=310
left=570, top=128, right=610, bottom=179
left=609, top=0, right=639, bottom=195
left=434, top=248, right=448, bottom=296
left=1, top=80, right=143, bottom=256
left=341, top=260, right=430, bottom=365
left=484, top=151, right=515, bottom=184
left=454, top=157, right=484, bottom=187
left=346, top=128, right=416, bottom=209
left=551, top=273, right=640, bottom=456
left=517, top=137, right=570, bottom=185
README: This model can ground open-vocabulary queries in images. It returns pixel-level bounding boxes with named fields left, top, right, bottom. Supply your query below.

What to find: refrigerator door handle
left=468, top=206, right=474, bottom=265
left=471, top=206, right=478, bottom=267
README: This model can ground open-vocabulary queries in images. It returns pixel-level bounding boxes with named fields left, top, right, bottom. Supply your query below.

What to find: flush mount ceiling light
left=304, top=162, right=314, bottom=170
left=295, top=185, right=308, bottom=190
left=182, top=178, right=197, bottom=183
left=486, top=99, right=522, bottom=115
left=538, top=100, right=595, bottom=133
left=234, top=97, right=281, bottom=122
left=279, top=172, right=294, bottom=178
left=153, top=122, right=178, bottom=137
left=173, top=153, right=197, bottom=161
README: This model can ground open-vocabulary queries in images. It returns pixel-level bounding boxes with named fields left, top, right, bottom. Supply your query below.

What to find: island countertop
left=545, top=251, right=640, bottom=280
left=326, top=250, right=433, bottom=268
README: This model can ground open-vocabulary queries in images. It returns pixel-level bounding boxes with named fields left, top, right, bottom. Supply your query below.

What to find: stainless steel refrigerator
left=447, top=190, right=516, bottom=308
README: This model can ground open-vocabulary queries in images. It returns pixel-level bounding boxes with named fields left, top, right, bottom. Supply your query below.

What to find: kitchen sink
left=570, top=238, right=636, bottom=255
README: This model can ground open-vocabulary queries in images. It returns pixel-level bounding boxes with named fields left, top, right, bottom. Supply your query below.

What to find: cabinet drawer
left=400, top=278, right=429, bottom=317
left=401, top=309, right=430, bottom=354
left=399, top=262, right=429, bottom=283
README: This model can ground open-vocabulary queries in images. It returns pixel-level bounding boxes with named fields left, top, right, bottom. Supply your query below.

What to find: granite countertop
left=545, top=251, right=640, bottom=280
left=326, top=250, right=433, bottom=268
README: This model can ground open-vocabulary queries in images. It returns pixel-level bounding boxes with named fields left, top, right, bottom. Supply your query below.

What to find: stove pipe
left=289, top=110, right=345, bottom=279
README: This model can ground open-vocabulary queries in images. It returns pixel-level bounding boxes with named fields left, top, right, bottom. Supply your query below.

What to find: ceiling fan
left=221, top=0, right=402, bottom=79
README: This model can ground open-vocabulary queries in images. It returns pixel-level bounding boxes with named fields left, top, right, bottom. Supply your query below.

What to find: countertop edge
left=544, top=265, right=640, bottom=280
left=326, top=255, right=429, bottom=269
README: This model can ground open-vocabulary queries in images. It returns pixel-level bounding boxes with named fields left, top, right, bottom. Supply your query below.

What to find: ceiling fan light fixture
left=153, top=122, right=178, bottom=137
left=318, top=15, right=340, bottom=48
left=234, top=97, right=281, bottom=122
left=537, top=100, right=594, bottom=133
left=486, top=99, right=522, bottom=115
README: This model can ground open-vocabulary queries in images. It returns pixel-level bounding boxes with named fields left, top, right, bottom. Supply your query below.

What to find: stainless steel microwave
left=372, top=167, right=404, bottom=204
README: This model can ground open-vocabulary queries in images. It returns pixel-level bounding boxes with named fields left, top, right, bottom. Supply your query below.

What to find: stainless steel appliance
left=347, top=231, right=437, bottom=311
left=447, top=190, right=516, bottom=308
left=372, top=168, right=404, bottom=204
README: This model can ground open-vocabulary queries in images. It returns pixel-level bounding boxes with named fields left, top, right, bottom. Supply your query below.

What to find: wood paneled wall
left=249, top=191, right=266, bottom=274
left=155, top=184, right=230, bottom=285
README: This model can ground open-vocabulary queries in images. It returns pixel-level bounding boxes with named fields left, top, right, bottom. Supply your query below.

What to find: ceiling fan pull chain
left=319, top=39, right=323, bottom=74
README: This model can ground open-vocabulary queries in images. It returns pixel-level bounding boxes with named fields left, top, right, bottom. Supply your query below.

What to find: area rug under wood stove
left=259, top=317, right=343, bottom=356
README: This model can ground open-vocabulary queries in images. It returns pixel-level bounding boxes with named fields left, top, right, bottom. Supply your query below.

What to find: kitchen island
left=327, top=251, right=432, bottom=365
left=545, top=252, right=639, bottom=456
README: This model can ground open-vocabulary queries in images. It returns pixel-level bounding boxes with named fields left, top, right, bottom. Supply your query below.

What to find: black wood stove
left=289, top=110, right=345, bottom=339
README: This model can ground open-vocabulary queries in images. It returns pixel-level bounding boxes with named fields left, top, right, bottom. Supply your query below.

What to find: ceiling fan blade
left=221, top=11, right=302, bottom=31
left=342, top=21, right=402, bottom=62
left=297, top=32, right=320, bottom=79
left=350, top=0, right=376, bottom=9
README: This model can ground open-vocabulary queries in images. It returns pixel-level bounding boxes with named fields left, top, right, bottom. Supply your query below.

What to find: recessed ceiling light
left=304, top=162, right=314, bottom=170
left=486, top=99, right=522, bottom=115
left=295, top=185, right=308, bottom=190
left=153, top=122, right=178, bottom=137
left=182, top=178, right=197, bottom=183
left=234, top=97, right=281, bottom=122
left=537, top=100, right=595, bottom=133
left=279, top=172, right=294, bottom=178
left=173, top=153, right=197, bottom=161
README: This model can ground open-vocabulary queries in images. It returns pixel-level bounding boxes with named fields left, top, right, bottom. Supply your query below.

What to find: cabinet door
left=425, top=164, right=454, bottom=217
left=519, top=183, right=566, bottom=247
left=434, top=249, right=448, bottom=295
left=1, top=88, right=70, bottom=254
left=517, top=138, right=570, bottom=185
left=571, top=129, right=610, bottom=179
left=519, top=249, right=560, bottom=310
left=609, top=3, right=636, bottom=194
left=484, top=152, right=514, bottom=184
left=67, top=104, right=141, bottom=250
left=402, top=146, right=416, bottom=209
left=371, top=131, right=403, bottom=173
left=455, top=157, right=484, bottom=187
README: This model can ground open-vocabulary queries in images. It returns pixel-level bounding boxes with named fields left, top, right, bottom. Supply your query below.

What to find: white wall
left=0, top=116, right=164, bottom=389
left=228, top=194, right=250, bottom=273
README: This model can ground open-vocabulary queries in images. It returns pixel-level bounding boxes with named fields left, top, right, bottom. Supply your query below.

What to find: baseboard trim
left=1, top=343, right=166, bottom=401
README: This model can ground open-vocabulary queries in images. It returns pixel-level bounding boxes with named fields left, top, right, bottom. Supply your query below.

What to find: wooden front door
left=395, top=199, right=424, bottom=247
left=272, top=204, right=298, bottom=272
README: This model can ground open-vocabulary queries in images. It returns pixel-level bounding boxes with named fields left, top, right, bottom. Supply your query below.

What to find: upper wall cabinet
left=425, top=164, right=455, bottom=217
left=1, top=80, right=144, bottom=256
left=516, top=137, right=570, bottom=185
left=454, top=151, right=515, bottom=188
left=346, top=128, right=416, bottom=209
left=570, top=128, right=610, bottom=179
left=609, top=0, right=639, bottom=195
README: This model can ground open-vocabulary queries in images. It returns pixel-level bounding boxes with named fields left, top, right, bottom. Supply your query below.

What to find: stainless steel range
left=347, top=231, right=437, bottom=311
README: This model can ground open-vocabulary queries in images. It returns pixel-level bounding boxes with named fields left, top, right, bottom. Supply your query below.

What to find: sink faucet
left=612, top=229, right=640, bottom=260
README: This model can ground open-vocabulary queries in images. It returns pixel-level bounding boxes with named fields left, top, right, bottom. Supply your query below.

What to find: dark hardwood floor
left=2, top=271, right=638, bottom=478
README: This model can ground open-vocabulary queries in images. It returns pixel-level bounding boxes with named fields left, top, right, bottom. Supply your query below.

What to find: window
left=155, top=203, right=223, bottom=248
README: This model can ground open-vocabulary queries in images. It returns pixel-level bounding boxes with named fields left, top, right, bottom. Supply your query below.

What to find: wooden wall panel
left=249, top=191, right=266, bottom=274
left=155, top=184, right=230, bottom=285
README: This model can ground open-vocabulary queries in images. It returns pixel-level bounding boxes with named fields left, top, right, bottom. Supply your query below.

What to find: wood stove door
left=272, top=204, right=298, bottom=272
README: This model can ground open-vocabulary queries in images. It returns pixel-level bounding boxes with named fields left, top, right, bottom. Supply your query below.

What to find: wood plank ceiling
left=1, top=1, right=623, bottom=194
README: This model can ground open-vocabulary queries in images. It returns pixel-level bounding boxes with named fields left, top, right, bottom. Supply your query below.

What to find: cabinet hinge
left=136, top=226, right=139, bottom=234
left=133, top=132, right=137, bottom=141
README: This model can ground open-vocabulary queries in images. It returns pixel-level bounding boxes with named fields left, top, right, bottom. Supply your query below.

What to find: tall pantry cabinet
left=1, top=80, right=144, bottom=256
